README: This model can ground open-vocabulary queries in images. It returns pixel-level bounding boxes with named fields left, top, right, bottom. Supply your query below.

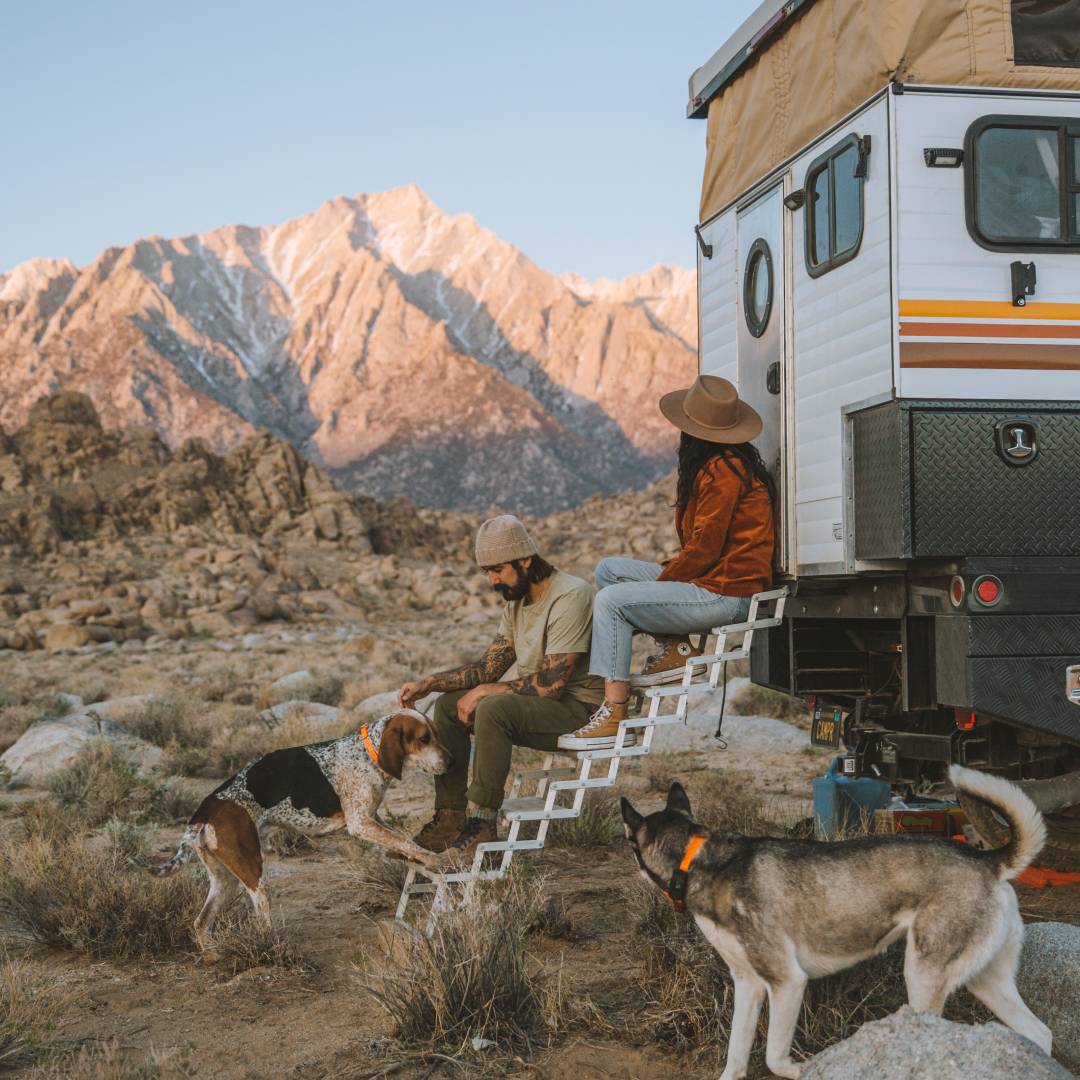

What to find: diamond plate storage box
left=852, top=400, right=1080, bottom=561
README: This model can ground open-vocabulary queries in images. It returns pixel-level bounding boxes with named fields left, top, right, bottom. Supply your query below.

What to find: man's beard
left=492, top=566, right=529, bottom=602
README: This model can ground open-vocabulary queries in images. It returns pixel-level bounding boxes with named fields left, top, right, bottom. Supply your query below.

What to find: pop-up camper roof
left=691, top=0, right=1080, bottom=221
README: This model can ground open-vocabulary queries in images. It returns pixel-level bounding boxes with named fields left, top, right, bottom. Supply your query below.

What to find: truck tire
left=958, top=778, right=1080, bottom=873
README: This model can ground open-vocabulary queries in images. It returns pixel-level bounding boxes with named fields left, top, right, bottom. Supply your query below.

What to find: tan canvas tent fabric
left=699, top=0, right=1080, bottom=222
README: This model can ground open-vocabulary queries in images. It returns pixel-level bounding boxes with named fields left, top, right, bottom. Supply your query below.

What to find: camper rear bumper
left=934, top=613, right=1080, bottom=744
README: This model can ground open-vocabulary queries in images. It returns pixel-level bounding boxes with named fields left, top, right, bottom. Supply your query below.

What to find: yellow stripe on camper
left=899, top=299, right=1080, bottom=321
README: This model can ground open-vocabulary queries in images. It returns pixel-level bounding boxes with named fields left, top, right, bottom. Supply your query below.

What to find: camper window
left=965, top=115, right=1080, bottom=252
left=743, top=238, right=773, bottom=337
left=804, top=135, right=864, bottom=278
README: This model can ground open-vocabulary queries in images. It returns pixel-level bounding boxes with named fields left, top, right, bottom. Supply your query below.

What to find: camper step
left=501, top=797, right=579, bottom=820
left=511, top=766, right=577, bottom=783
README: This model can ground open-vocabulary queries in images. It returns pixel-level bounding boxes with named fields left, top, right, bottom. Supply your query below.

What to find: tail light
left=949, top=576, right=965, bottom=607
left=972, top=575, right=1003, bottom=607
left=954, top=708, right=978, bottom=730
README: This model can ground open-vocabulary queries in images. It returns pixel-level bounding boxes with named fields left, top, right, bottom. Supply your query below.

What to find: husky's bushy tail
left=133, top=824, right=204, bottom=877
left=949, top=764, right=1046, bottom=880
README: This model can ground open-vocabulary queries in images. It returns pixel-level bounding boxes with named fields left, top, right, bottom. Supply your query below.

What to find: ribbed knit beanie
left=474, top=515, right=539, bottom=567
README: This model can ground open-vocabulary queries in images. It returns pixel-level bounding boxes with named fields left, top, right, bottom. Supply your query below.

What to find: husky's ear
left=666, top=781, right=692, bottom=816
left=620, top=797, right=644, bottom=837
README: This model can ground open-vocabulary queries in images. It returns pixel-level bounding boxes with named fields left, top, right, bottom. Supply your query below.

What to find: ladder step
left=549, top=777, right=611, bottom=791
left=713, top=617, right=783, bottom=634
left=501, top=797, right=578, bottom=820
left=512, top=767, right=577, bottom=782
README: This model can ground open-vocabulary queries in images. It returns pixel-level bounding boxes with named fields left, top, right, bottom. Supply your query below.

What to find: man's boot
left=445, top=816, right=498, bottom=862
left=413, top=809, right=466, bottom=853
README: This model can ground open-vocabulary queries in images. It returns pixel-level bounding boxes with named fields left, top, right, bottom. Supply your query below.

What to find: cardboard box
left=874, top=806, right=967, bottom=836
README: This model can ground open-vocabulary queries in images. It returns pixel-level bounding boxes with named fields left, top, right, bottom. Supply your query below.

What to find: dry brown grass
left=345, top=843, right=410, bottom=915
left=0, top=815, right=202, bottom=959
left=206, top=912, right=317, bottom=979
left=0, top=955, right=68, bottom=1069
left=47, top=743, right=191, bottom=827
left=354, top=873, right=563, bottom=1066
left=27, top=1041, right=195, bottom=1080
left=728, top=681, right=808, bottom=725
left=548, top=789, right=621, bottom=849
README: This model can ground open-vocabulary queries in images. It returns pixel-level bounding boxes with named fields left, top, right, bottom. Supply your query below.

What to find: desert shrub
left=28, top=1041, right=193, bottom=1080
left=207, top=911, right=315, bottom=978
left=205, top=708, right=352, bottom=778
left=682, top=770, right=784, bottom=837
left=548, top=789, right=620, bottom=849
left=264, top=825, right=316, bottom=857
left=0, top=703, right=38, bottom=755
left=0, top=822, right=202, bottom=959
left=0, top=955, right=67, bottom=1067
left=357, top=874, right=562, bottom=1059
left=261, top=671, right=345, bottom=710
left=727, top=681, right=808, bottom=724
left=117, top=694, right=203, bottom=751
left=47, top=742, right=191, bottom=827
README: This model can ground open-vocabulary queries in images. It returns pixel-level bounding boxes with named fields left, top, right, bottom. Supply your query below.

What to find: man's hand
left=455, top=683, right=508, bottom=727
left=398, top=678, right=431, bottom=709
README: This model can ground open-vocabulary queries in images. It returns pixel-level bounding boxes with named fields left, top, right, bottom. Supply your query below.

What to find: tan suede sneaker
left=631, top=635, right=703, bottom=687
left=413, top=809, right=467, bottom=853
left=557, top=700, right=639, bottom=750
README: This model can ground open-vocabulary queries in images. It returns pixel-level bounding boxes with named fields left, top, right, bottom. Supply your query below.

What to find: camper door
left=737, top=185, right=788, bottom=565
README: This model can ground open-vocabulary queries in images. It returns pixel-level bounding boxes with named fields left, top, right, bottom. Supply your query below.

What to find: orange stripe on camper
left=899, top=342, right=1080, bottom=369
left=900, top=299, right=1080, bottom=321
left=900, top=321, right=1080, bottom=340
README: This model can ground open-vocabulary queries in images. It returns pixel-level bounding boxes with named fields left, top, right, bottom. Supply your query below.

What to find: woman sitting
left=559, top=374, right=776, bottom=749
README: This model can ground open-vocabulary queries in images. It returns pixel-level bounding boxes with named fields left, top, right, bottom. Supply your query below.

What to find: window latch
left=1010, top=260, right=1036, bottom=307
left=694, top=224, right=713, bottom=260
left=854, top=135, right=872, bottom=179
left=766, top=361, right=781, bottom=395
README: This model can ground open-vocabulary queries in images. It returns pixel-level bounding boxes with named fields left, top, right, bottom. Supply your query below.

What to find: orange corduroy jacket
left=657, top=458, right=775, bottom=597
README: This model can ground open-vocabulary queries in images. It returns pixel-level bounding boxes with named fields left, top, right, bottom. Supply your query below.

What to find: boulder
left=1, top=713, right=164, bottom=785
left=1016, top=922, right=1080, bottom=1068
left=269, top=670, right=315, bottom=695
left=800, top=1007, right=1068, bottom=1080
left=256, top=700, right=342, bottom=733
left=43, top=624, right=93, bottom=650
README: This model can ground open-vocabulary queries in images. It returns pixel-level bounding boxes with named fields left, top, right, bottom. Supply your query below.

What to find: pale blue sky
left=0, top=1, right=756, bottom=281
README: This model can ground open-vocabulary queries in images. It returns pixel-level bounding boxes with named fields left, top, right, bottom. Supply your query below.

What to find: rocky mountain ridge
left=1, top=186, right=695, bottom=514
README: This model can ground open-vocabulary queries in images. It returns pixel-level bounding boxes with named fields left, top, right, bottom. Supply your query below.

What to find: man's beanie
left=475, top=515, right=539, bottom=567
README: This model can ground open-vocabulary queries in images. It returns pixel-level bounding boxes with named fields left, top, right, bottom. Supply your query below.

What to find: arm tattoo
left=506, top=653, right=581, bottom=699
left=423, top=636, right=517, bottom=693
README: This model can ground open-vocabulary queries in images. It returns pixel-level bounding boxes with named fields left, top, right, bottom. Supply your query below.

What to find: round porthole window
left=743, top=238, right=773, bottom=338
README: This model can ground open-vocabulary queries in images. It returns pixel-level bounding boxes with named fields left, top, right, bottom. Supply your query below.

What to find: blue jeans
left=588, top=556, right=751, bottom=682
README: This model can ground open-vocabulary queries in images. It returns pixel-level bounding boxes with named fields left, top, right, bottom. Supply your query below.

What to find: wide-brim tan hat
left=659, top=374, right=763, bottom=444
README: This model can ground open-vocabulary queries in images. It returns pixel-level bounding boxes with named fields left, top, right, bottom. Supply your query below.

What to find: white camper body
left=697, top=83, right=1080, bottom=577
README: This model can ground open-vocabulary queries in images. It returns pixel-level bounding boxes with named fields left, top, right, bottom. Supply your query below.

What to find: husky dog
left=620, top=765, right=1051, bottom=1080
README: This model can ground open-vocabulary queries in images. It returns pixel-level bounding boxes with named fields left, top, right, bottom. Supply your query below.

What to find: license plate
left=811, top=707, right=842, bottom=748
left=1067, top=664, right=1080, bottom=706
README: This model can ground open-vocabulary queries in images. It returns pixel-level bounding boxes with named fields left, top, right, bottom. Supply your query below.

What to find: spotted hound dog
left=142, top=709, right=450, bottom=954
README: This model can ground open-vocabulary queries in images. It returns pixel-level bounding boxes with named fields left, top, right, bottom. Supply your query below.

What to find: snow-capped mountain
left=0, top=186, right=695, bottom=513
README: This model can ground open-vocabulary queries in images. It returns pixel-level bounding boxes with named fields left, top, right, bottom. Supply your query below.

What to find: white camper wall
left=697, top=209, right=738, bottom=382
left=790, top=97, right=894, bottom=573
left=895, top=89, right=1080, bottom=402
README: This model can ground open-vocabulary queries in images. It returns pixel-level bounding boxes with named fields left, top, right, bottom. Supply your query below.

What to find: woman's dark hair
left=675, top=432, right=778, bottom=518
left=514, top=554, right=555, bottom=583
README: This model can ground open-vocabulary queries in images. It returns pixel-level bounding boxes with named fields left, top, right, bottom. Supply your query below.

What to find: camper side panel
left=791, top=98, right=893, bottom=572
left=697, top=210, right=738, bottom=382
left=895, top=90, right=1080, bottom=401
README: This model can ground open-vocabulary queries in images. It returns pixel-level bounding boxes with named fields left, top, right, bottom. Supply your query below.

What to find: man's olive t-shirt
left=497, top=570, right=605, bottom=707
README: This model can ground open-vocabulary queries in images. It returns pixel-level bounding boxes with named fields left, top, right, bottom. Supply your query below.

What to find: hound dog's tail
left=949, top=764, right=1047, bottom=880
left=133, top=824, right=204, bottom=877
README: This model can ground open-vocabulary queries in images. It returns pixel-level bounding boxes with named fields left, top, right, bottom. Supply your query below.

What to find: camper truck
left=688, top=0, right=1080, bottom=864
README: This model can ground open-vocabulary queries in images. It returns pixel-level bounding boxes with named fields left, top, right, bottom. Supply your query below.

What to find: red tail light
left=949, top=576, right=965, bottom=607
left=973, top=575, right=1003, bottom=606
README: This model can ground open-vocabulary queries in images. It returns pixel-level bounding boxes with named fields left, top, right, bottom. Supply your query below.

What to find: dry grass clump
left=47, top=743, right=191, bottom=827
left=727, top=681, right=808, bottom=724
left=206, top=912, right=316, bottom=979
left=0, top=817, right=202, bottom=959
left=264, top=825, right=316, bottom=857
left=548, top=789, right=621, bottom=849
left=682, top=770, right=785, bottom=837
left=115, top=694, right=204, bottom=752
left=0, top=703, right=39, bottom=754
left=345, top=843, right=410, bottom=914
left=0, top=955, right=67, bottom=1068
left=356, top=874, right=562, bottom=1062
left=27, top=1041, right=194, bottom=1080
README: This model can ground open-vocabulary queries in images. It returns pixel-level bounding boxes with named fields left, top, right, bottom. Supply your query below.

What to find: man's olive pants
left=432, top=689, right=593, bottom=811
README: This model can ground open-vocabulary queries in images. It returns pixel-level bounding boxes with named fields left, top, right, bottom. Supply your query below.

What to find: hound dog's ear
left=378, top=714, right=408, bottom=781
left=666, top=781, right=692, bottom=817
left=620, top=797, right=644, bottom=836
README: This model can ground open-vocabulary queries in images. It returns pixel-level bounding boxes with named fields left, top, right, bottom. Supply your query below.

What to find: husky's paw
left=765, top=1060, right=800, bottom=1080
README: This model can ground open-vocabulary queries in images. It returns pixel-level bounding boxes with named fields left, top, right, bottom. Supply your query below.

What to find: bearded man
left=397, top=515, right=608, bottom=859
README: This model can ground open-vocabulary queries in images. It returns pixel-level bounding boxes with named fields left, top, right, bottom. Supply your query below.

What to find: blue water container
left=812, top=757, right=891, bottom=839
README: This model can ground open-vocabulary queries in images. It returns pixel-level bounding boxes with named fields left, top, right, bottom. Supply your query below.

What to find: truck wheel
left=958, top=777, right=1080, bottom=873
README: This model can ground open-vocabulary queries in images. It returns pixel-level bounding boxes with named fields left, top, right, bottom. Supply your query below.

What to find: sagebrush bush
left=345, top=843, right=409, bottom=915
left=548, top=789, right=621, bottom=849
left=47, top=742, right=191, bottom=827
left=727, top=681, right=808, bottom=724
left=358, top=874, right=561, bottom=1057
left=116, top=694, right=203, bottom=751
left=0, top=821, right=202, bottom=959
left=206, top=911, right=315, bottom=978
